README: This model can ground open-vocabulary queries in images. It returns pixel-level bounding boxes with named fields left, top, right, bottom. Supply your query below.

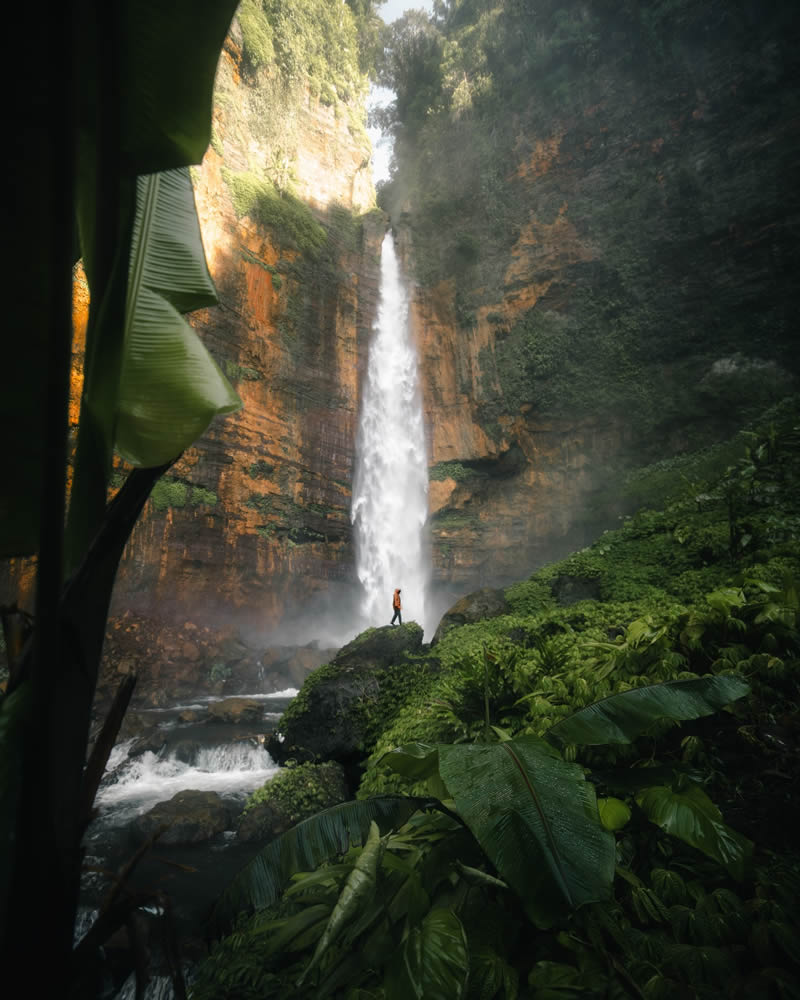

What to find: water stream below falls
left=80, top=689, right=295, bottom=972
left=351, top=231, right=431, bottom=635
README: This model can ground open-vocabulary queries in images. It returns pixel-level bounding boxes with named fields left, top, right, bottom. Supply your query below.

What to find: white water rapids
left=351, top=232, right=431, bottom=635
left=91, top=690, right=295, bottom=825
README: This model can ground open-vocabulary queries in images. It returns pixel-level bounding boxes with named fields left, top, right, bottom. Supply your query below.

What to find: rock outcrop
left=130, top=790, right=231, bottom=846
left=432, top=588, right=510, bottom=646
left=207, top=697, right=264, bottom=725
left=267, top=623, right=426, bottom=775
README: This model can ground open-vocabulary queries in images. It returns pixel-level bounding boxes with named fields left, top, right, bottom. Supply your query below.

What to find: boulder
left=177, top=708, right=203, bottom=724
left=267, top=623, right=424, bottom=770
left=130, top=790, right=231, bottom=845
left=432, top=588, right=510, bottom=645
left=171, top=739, right=203, bottom=765
left=206, top=697, right=263, bottom=724
left=128, top=730, right=167, bottom=758
left=261, top=644, right=337, bottom=689
left=334, top=623, right=424, bottom=669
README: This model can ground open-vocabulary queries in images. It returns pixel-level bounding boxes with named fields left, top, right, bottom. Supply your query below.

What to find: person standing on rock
left=391, top=588, right=402, bottom=625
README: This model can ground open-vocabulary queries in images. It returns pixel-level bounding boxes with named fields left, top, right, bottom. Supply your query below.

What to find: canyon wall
left=385, top=0, right=799, bottom=593
left=104, top=18, right=387, bottom=639
left=4, top=2, right=799, bottom=685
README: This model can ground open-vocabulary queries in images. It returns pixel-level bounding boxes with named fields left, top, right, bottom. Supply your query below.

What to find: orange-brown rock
left=100, top=24, right=385, bottom=636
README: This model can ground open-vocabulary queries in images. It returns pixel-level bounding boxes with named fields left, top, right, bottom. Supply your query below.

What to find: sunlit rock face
left=105, top=25, right=384, bottom=636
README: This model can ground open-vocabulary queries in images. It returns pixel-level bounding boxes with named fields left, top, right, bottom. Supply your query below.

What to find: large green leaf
left=298, top=821, right=384, bottom=985
left=67, top=168, right=240, bottom=562
left=2, top=0, right=239, bottom=559
left=210, top=796, right=438, bottom=933
left=385, top=908, right=469, bottom=1000
left=116, top=0, right=239, bottom=173
left=635, top=780, right=753, bottom=880
left=378, top=742, right=439, bottom=782
left=438, top=737, right=615, bottom=928
left=377, top=741, right=451, bottom=798
left=546, top=676, right=750, bottom=747
left=115, top=169, right=240, bottom=466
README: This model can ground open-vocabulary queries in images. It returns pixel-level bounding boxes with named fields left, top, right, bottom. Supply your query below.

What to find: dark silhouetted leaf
left=547, top=676, right=750, bottom=747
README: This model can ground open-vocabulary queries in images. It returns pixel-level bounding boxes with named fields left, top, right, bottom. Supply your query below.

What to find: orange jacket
left=393, top=589, right=402, bottom=609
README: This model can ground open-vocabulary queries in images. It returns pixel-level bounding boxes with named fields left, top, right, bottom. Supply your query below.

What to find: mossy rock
left=333, top=622, right=424, bottom=668
left=268, top=624, right=428, bottom=773
left=237, top=761, right=349, bottom=843
left=432, top=588, right=510, bottom=645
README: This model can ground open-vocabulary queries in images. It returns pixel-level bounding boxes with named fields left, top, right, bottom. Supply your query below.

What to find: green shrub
left=244, top=761, right=345, bottom=825
left=429, top=461, right=481, bottom=482
left=191, top=487, right=218, bottom=507
left=248, top=460, right=275, bottom=480
left=222, top=168, right=327, bottom=257
left=150, top=479, right=188, bottom=511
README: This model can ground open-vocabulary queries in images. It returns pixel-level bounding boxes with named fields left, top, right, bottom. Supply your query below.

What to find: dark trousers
left=391, top=607, right=402, bottom=625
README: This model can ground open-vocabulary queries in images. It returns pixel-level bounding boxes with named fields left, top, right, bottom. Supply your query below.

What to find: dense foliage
left=193, top=399, right=800, bottom=996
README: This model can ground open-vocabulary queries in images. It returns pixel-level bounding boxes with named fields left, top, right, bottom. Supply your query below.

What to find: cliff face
left=105, top=20, right=384, bottom=632
left=386, top=0, right=800, bottom=591
left=4, top=3, right=798, bottom=681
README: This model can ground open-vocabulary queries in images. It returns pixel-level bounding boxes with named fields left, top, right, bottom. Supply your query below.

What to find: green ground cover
left=193, top=398, right=800, bottom=998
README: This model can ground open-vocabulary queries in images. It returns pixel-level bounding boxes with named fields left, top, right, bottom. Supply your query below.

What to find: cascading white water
left=94, top=739, right=279, bottom=824
left=351, top=232, right=430, bottom=633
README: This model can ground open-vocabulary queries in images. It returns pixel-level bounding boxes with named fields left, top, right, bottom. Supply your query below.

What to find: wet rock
left=130, top=790, right=231, bottom=845
left=171, top=740, right=203, bottom=765
left=177, top=708, right=203, bottom=724
left=207, top=697, right=263, bottom=724
left=114, top=711, right=152, bottom=742
left=432, top=588, right=510, bottom=645
left=237, top=800, right=291, bottom=843
left=128, top=730, right=167, bottom=758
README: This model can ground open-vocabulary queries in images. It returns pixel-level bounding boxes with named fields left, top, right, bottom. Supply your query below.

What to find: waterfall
left=351, top=232, right=430, bottom=634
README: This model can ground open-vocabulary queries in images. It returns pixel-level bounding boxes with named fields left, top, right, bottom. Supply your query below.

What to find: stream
left=79, top=689, right=296, bottom=994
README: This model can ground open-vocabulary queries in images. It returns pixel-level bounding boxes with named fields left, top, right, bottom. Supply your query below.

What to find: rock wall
left=4, top=4, right=798, bottom=687
left=387, top=0, right=800, bottom=592
left=105, top=24, right=385, bottom=635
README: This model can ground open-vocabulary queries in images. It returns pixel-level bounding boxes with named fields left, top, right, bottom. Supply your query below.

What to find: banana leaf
left=298, top=821, right=384, bottom=986
left=3, top=0, right=239, bottom=559
left=546, top=676, right=750, bottom=747
left=67, top=168, right=240, bottom=562
left=210, top=796, right=438, bottom=933
left=378, top=742, right=439, bottom=781
left=385, top=908, right=469, bottom=1000
left=438, top=736, right=615, bottom=928
left=635, top=780, right=753, bottom=880
left=115, top=169, right=240, bottom=466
